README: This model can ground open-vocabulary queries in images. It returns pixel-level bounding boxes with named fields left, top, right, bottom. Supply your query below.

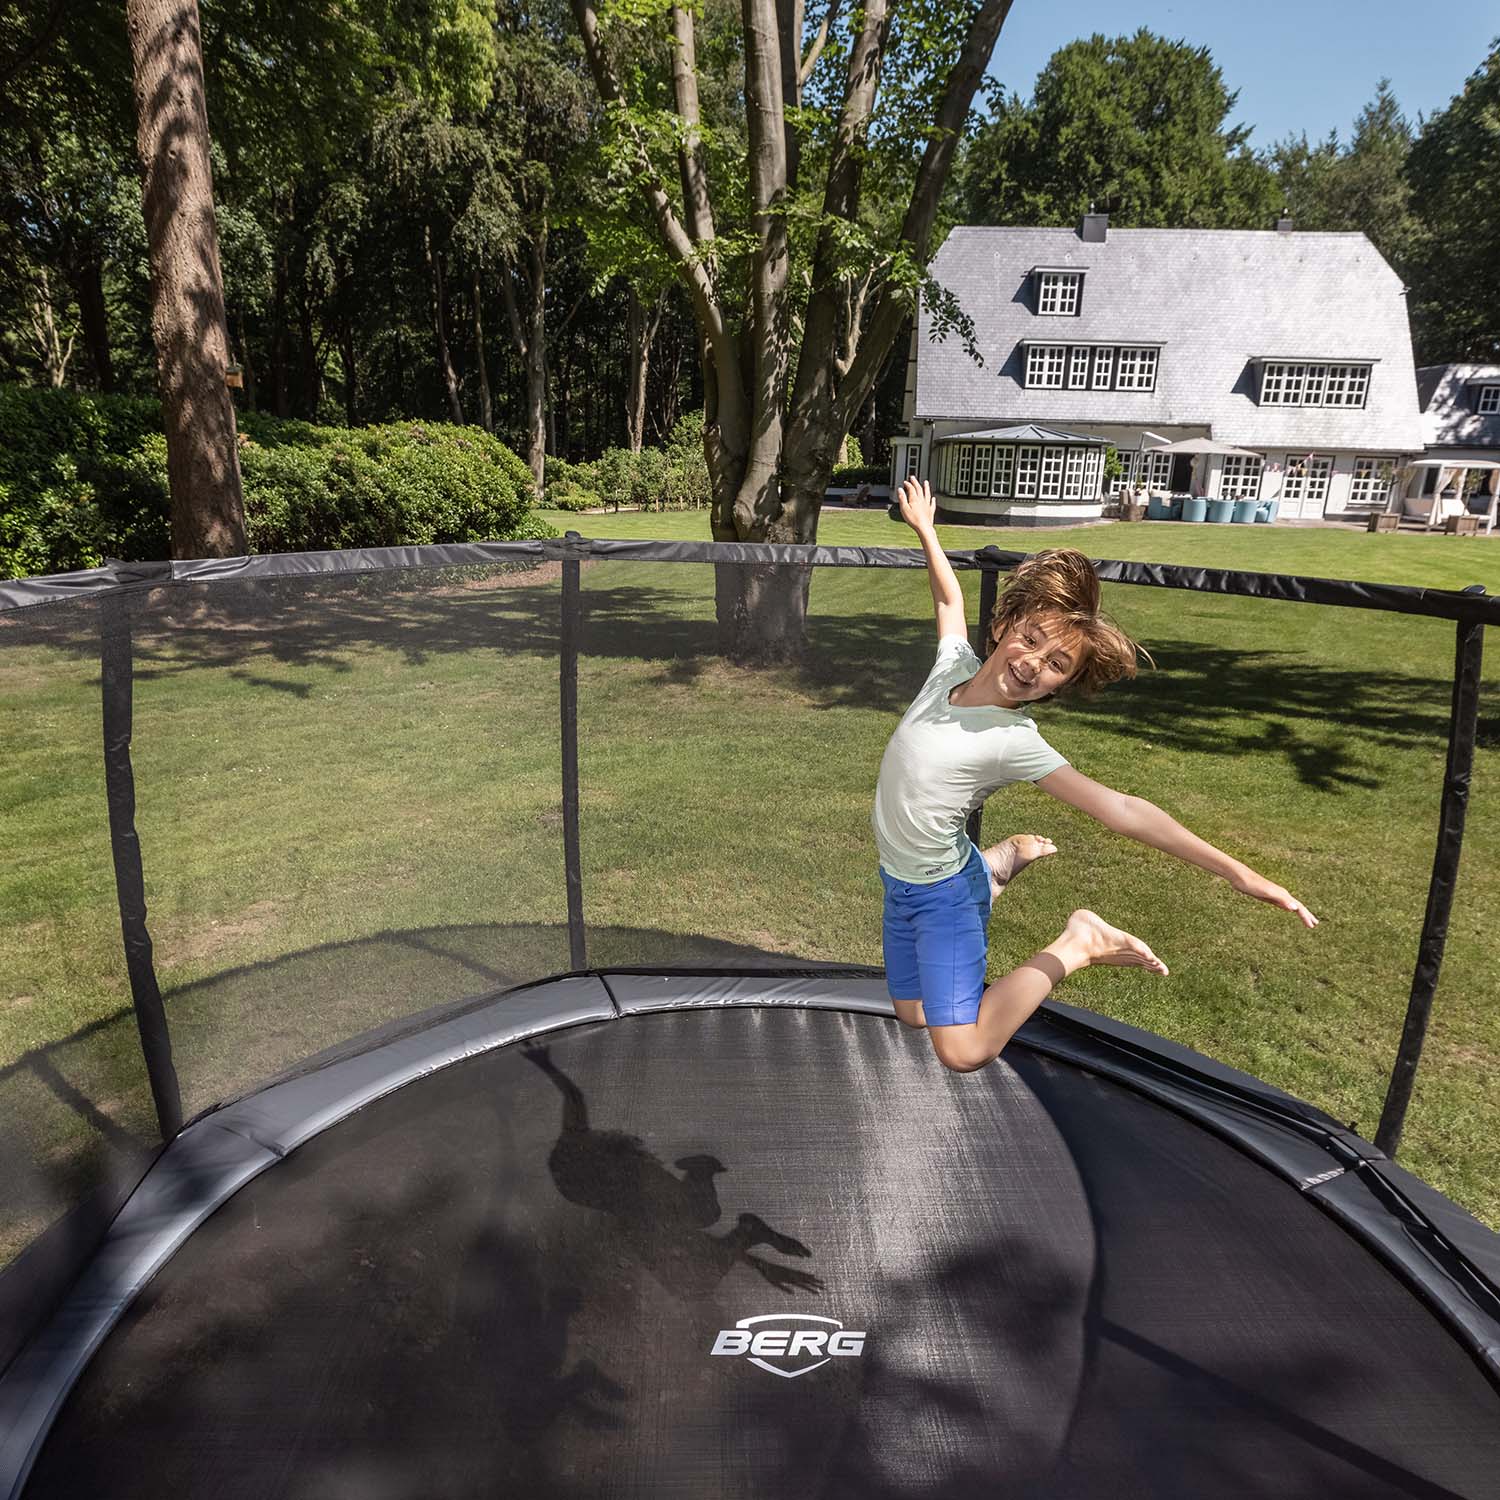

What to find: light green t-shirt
left=872, top=635, right=1068, bottom=883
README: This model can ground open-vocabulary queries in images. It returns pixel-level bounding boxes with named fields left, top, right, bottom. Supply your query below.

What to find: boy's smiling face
left=989, top=612, right=1083, bottom=706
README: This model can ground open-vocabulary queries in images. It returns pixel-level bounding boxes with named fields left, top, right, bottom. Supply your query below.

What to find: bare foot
left=983, top=834, right=1057, bottom=899
left=1048, top=909, right=1169, bottom=977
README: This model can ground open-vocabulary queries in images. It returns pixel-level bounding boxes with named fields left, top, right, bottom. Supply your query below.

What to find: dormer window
left=1258, top=360, right=1372, bottom=408
left=1478, top=385, right=1500, bottom=415
left=1021, top=340, right=1160, bottom=392
left=1034, top=269, right=1084, bottom=316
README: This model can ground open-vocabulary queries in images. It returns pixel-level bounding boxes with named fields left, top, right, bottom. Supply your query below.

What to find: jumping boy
left=876, top=477, right=1318, bottom=1074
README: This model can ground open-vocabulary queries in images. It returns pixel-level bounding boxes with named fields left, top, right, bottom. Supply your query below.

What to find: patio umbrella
left=1145, top=437, right=1263, bottom=456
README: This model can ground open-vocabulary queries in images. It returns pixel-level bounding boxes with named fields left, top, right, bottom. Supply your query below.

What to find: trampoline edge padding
left=0, top=973, right=619, bottom=1500
left=4, top=969, right=1500, bottom=1500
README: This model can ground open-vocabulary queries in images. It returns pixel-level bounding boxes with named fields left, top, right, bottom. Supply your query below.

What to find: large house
left=889, top=216, right=1425, bottom=525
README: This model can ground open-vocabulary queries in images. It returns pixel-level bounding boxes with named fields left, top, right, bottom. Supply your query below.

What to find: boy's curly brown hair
left=987, top=548, right=1148, bottom=695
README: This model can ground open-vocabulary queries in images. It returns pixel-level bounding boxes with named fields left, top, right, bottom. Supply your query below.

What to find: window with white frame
left=1477, top=385, right=1500, bottom=414
left=1091, top=347, right=1114, bottom=389
left=1218, top=454, right=1264, bottom=500
left=1039, top=446, right=1065, bottom=499
left=991, top=445, right=1014, bottom=497
left=1147, top=451, right=1173, bottom=491
left=1025, top=344, right=1067, bottom=388
left=1068, top=347, right=1090, bottom=388
left=1063, top=447, right=1087, bottom=499
left=1082, top=448, right=1102, bottom=497
left=1348, top=456, right=1395, bottom=508
left=1036, top=271, right=1082, bottom=316
left=971, top=444, right=992, bottom=496
left=956, top=443, right=973, bottom=494
left=1115, top=347, right=1159, bottom=391
left=1260, top=361, right=1371, bottom=407
left=904, top=445, right=920, bottom=479
left=1015, top=446, right=1040, bottom=497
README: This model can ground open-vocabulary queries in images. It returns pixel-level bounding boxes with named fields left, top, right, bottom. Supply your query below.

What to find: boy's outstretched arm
left=895, top=477, right=968, bottom=640
left=1037, top=766, right=1319, bottom=928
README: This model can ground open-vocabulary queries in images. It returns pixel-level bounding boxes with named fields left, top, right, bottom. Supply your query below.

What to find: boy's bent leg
left=893, top=999, right=928, bottom=1030
left=928, top=910, right=1167, bottom=1074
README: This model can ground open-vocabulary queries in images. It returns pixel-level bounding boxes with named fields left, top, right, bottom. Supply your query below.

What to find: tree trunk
left=73, top=255, right=114, bottom=392
left=125, top=0, right=245, bottom=559
left=235, top=312, right=258, bottom=410
left=624, top=284, right=665, bottom=452
left=472, top=267, right=494, bottom=434
left=502, top=239, right=549, bottom=492
left=424, top=225, right=465, bottom=425
left=298, top=296, right=321, bottom=416
left=271, top=259, right=290, bottom=417
left=340, top=316, right=356, bottom=425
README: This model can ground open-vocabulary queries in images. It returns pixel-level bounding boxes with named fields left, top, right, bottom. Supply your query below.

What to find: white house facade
left=1404, top=364, right=1500, bottom=527
left=889, top=216, right=1426, bottom=525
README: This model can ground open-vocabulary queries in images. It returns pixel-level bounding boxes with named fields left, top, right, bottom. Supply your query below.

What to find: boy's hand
left=894, top=476, right=937, bottom=535
left=1232, top=870, right=1319, bottom=928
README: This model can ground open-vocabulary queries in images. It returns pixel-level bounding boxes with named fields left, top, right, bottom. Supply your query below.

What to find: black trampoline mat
left=26, top=1006, right=1500, bottom=1500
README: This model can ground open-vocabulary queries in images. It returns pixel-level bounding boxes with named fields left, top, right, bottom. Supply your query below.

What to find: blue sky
left=984, top=1, right=1497, bottom=147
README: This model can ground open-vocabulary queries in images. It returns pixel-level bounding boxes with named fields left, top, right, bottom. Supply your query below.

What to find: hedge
left=542, top=411, right=713, bottom=514
left=0, top=384, right=551, bottom=581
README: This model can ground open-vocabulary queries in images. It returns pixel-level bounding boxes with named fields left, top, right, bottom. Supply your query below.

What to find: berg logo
left=709, top=1313, right=867, bottom=1379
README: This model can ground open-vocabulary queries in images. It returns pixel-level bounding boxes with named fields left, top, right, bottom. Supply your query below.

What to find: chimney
left=1276, top=214, right=1295, bottom=233
left=1080, top=212, right=1108, bottom=243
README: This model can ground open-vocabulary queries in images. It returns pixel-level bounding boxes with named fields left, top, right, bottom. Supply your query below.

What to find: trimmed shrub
left=829, top=463, right=886, bottom=488
left=0, top=385, right=550, bottom=579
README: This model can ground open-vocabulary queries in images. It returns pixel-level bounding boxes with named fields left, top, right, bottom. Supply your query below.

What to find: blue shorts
left=880, top=843, right=993, bottom=1027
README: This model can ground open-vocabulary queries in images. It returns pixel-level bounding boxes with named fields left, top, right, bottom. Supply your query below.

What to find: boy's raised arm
left=896, top=478, right=968, bottom=640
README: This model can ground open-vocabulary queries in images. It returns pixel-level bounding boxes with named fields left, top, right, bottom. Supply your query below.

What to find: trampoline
left=3, top=971, right=1500, bottom=1499
left=2, top=540, right=1498, bottom=1498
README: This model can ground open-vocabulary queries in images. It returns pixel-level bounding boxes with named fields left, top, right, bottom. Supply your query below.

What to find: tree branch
left=569, top=0, right=740, bottom=401
left=669, top=6, right=716, bottom=247
left=835, top=0, right=1014, bottom=430
left=799, top=0, right=842, bottom=84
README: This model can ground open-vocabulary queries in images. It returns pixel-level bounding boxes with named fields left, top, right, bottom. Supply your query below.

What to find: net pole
left=1375, top=598, right=1486, bottom=1157
left=560, top=537, right=587, bottom=970
left=100, top=593, right=182, bottom=1140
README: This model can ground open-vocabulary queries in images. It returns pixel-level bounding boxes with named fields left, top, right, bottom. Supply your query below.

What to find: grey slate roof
left=1418, top=364, right=1500, bottom=449
left=916, top=226, right=1424, bottom=451
left=932, top=423, right=1100, bottom=444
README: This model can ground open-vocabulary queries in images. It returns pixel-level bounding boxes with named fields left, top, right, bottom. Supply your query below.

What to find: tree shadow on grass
left=1, top=568, right=1460, bottom=796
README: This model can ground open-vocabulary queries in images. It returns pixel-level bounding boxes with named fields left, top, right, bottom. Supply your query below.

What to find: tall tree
left=486, top=0, right=595, bottom=489
left=961, top=30, right=1279, bottom=230
left=1405, top=40, right=1500, bottom=362
left=569, top=0, right=1012, bottom=659
left=125, top=0, right=244, bottom=557
left=1272, top=81, right=1418, bottom=272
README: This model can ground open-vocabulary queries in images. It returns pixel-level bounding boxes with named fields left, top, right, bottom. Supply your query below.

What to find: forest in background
left=3, top=4, right=1497, bottom=482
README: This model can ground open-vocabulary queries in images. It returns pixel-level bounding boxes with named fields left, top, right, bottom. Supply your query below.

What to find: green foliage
left=1271, top=82, right=1419, bottom=274
left=962, top=31, right=1280, bottom=229
left=0, top=385, right=167, bottom=578
left=830, top=464, right=884, bottom=487
left=0, top=386, right=550, bottom=579
left=1405, top=41, right=1500, bottom=361
left=541, top=425, right=710, bottom=513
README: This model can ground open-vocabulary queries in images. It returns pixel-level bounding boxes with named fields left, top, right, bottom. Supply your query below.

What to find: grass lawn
left=2, top=509, right=1497, bottom=1266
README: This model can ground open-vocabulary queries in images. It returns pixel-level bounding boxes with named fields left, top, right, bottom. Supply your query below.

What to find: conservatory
left=928, top=424, right=1109, bottom=527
